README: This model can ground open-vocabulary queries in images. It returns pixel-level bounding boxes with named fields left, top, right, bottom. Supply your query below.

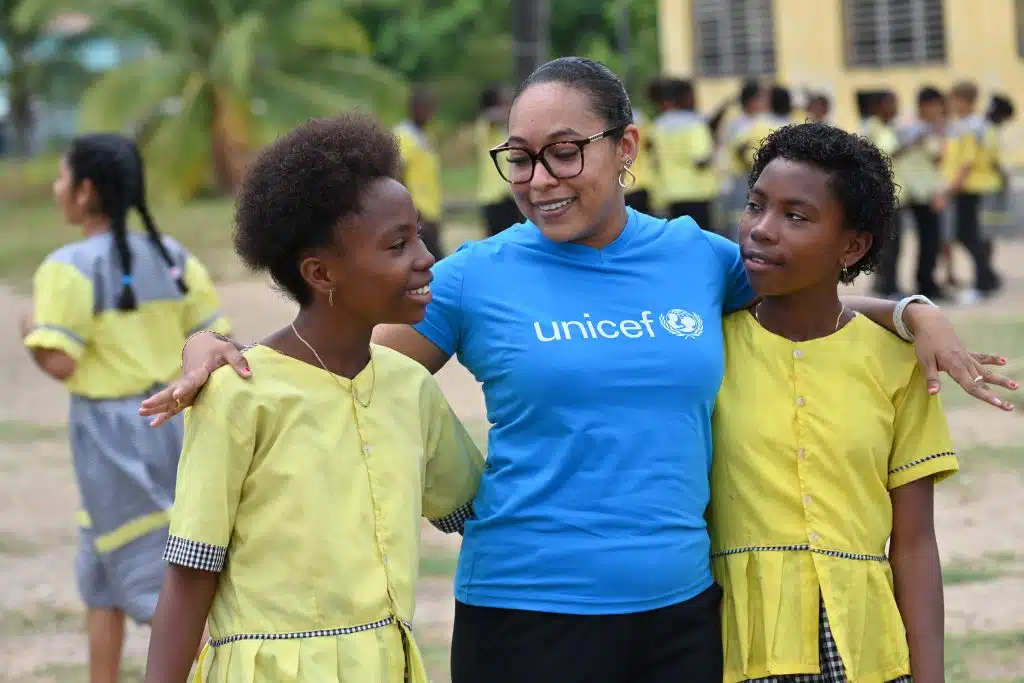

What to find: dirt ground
left=0, top=240, right=1022, bottom=682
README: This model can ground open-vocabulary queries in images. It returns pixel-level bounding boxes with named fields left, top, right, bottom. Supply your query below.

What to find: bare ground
left=1, top=241, right=1022, bottom=681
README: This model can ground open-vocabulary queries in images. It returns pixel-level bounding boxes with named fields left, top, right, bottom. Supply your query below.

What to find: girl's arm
left=890, top=478, right=945, bottom=683
left=145, top=566, right=218, bottom=683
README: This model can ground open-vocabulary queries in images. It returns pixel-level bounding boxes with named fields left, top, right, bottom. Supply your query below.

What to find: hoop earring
left=617, top=159, right=637, bottom=191
left=329, top=288, right=335, bottom=307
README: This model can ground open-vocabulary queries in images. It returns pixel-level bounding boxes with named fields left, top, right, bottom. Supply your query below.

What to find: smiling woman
left=141, top=58, right=1017, bottom=683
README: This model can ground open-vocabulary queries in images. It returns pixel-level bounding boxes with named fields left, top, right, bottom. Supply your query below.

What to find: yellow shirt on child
left=166, top=344, right=485, bottom=683
left=711, top=311, right=957, bottom=683
left=396, top=121, right=443, bottom=222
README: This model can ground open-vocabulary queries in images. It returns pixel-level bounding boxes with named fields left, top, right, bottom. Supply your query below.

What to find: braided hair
left=64, top=134, right=186, bottom=311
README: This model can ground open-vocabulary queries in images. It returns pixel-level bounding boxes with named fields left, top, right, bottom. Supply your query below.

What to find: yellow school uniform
left=396, top=121, right=443, bottom=222
left=630, top=110, right=657, bottom=198
left=476, top=117, right=512, bottom=206
left=942, top=115, right=1002, bottom=195
left=864, top=116, right=905, bottom=206
left=735, top=114, right=785, bottom=173
left=894, top=121, right=944, bottom=207
left=25, top=232, right=229, bottom=399
left=167, top=343, right=485, bottom=683
left=651, top=110, right=718, bottom=204
left=711, top=311, right=957, bottom=683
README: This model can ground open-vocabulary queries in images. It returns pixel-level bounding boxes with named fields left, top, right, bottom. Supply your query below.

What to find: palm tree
left=18, top=0, right=407, bottom=197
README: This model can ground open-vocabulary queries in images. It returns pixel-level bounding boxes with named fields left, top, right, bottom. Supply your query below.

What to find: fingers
left=954, top=358, right=1016, bottom=411
left=970, top=352, right=1009, bottom=367
left=920, top=356, right=941, bottom=395
left=140, top=385, right=178, bottom=413
left=220, top=348, right=251, bottom=379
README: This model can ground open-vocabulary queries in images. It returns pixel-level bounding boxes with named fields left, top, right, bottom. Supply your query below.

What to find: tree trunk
left=210, top=88, right=251, bottom=194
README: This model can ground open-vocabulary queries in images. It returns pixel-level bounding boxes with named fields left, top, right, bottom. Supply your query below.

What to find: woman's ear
left=619, top=124, right=640, bottom=167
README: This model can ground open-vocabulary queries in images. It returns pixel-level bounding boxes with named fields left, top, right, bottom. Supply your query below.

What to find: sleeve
left=24, top=259, right=94, bottom=360
left=703, top=229, right=756, bottom=313
left=181, top=254, right=230, bottom=336
left=887, top=363, right=958, bottom=490
left=164, top=369, right=256, bottom=572
left=411, top=242, right=473, bottom=356
left=419, top=375, right=485, bottom=524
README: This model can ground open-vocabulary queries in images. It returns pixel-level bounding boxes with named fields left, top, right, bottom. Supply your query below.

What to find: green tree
left=18, top=0, right=406, bottom=197
left=1, top=0, right=93, bottom=156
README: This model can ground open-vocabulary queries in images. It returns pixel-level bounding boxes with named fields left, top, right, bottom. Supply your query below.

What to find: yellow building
left=658, top=0, right=1024, bottom=165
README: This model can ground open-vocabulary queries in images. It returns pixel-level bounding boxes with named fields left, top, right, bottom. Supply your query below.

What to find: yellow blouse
left=166, top=344, right=484, bottom=683
left=711, top=312, right=957, bottom=683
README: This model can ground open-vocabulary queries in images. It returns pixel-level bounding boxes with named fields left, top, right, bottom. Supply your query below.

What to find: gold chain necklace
left=755, top=302, right=847, bottom=334
left=290, top=322, right=375, bottom=408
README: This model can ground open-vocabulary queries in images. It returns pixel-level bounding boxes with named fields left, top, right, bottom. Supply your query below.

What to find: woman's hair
left=233, top=112, right=401, bottom=306
left=516, top=57, right=633, bottom=137
left=65, top=133, right=186, bottom=311
left=748, top=123, right=898, bottom=285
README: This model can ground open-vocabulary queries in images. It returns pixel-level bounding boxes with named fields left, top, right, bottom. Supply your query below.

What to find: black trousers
left=482, top=197, right=522, bottom=238
left=420, top=220, right=444, bottom=261
left=877, top=203, right=943, bottom=297
left=953, top=193, right=1000, bottom=292
left=450, top=583, right=723, bottom=683
left=625, top=189, right=652, bottom=216
left=668, top=200, right=713, bottom=233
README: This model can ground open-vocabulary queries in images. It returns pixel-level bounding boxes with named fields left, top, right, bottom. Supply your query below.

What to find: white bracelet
left=893, top=295, right=938, bottom=343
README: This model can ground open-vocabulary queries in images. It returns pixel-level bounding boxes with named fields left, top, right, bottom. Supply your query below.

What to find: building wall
left=658, top=0, right=1024, bottom=166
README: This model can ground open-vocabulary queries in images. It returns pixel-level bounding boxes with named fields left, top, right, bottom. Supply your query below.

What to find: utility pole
left=512, top=0, right=550, bottom=86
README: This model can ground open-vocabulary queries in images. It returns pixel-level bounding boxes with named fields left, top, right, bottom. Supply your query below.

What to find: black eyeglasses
left=489, top=125, right=627, bottom=184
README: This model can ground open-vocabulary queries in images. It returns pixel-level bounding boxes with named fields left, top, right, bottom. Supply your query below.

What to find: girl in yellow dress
left=22, top=133, right=228, bottom=683
left=712, top=123, right=960, bottom=682
left=143, top=113, right=485, bottom=683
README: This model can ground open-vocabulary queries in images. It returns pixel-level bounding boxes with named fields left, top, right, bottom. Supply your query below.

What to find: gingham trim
left=888, top=451, right=955, bottom=476
left=164, top=535, right=227, bottom=572
left=711, top=544, right=887, bottom=563
left=749, top=601, right=912, bottom=682
left=209, top=615, right=408, bottom=647
left=429, top=501, right=475, bottom=535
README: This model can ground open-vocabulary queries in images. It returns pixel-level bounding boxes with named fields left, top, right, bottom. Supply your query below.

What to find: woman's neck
left=576, top=203, right=629, bottom=249
left=755, top=287, right=847, bottom=342
left=270, top=307, right=373, bottom=379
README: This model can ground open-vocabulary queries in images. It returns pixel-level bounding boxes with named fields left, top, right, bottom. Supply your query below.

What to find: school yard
left=0, top=202, right=1022, bottom=682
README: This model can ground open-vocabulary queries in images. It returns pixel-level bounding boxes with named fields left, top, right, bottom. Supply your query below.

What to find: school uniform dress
left=710, top=311, right=959, bottom=683
left=24, top=231, right=228, bottom=623
left=165, top=344, right=484, bottom=682
left=476, top=117, right=520, bottom=237
left=395, top=120, right=444, bottom=259
left=891, top=121, right=945, bottom=298
left=652, top=110, right=719, bottom=230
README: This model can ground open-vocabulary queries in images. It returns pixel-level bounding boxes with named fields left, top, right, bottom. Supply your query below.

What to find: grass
left=0, top=532, right=39, bottom=557
left=0, top=422, right=67, bottom=444
left=946, top=631, right=1024, bottom=683
left=944, top=552, right=1020, bottom=586
left=9, top=662, right=144, bottom=683
left=942, top=319, right=1024, bottom=410
left=0, top=604, right=81, bottom=637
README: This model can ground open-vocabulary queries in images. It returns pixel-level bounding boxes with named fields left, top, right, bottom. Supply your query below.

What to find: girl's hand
left=906, top=304, right=1017, bottom=411
left=139, top=331, right=250, bottom=426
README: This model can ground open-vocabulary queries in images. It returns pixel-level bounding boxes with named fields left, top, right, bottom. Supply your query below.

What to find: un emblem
left=659, top=309, right=704, bottom=339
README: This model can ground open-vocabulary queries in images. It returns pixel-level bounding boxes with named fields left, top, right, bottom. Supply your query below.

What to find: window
left=692, top=0, right=776, bottom=78
left=844, top=0, right=946, bottom=67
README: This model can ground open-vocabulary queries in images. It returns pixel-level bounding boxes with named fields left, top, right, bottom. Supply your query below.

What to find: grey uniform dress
left=25, top=230, right=227, bottom=622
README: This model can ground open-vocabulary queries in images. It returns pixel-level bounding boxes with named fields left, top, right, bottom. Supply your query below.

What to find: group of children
left=626, top=76, right=1013, bottom=306
left=18, top=65, right=1009, bottom=682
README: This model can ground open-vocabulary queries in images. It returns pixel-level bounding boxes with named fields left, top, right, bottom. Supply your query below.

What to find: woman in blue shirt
left=142, top=58, right=1015, bottom=683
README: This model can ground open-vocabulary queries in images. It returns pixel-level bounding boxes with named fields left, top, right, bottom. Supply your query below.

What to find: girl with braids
left=20, top=132, right=228, bottom=683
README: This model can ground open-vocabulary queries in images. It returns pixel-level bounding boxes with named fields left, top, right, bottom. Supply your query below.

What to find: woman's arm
left=843, top=295, right=1016, bottom=410
left=890, top=478, right=945, bottom=683
left=372, top=324, right=452, bottom=374
left=144, top=566, right=218, bottom=683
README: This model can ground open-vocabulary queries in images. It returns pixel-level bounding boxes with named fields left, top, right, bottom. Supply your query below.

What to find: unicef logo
left=659, top=309, right=704, bottom=339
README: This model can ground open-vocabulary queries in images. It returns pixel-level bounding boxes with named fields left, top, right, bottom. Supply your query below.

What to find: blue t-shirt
left=414, top=208, right=754, bottom=614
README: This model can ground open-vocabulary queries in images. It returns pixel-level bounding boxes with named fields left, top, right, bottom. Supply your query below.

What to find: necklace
left=754, top=302, right=847, bottom=335
left=290, top=322, right=375, bottom=408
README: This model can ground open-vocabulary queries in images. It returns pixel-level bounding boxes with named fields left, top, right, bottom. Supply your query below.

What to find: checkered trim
left=429, top=501, right=475, bottom=535
left=209, top=615, right=406, bottom=648
left=888, top=451, right=955, bottom=476
left=748, top=601, right=913, bottom=682
left=164, top=535, right=227, bottom=572
left=711, top=545, right=887, bottom=563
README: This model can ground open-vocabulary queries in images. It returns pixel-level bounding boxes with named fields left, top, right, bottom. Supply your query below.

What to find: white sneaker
left=956, top=288, right=983, bottom=305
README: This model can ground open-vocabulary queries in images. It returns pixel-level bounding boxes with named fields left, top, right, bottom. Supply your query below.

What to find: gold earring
left=329, top=288, right=335, bottom=307
left=617, top=158, right=637, bottom=191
